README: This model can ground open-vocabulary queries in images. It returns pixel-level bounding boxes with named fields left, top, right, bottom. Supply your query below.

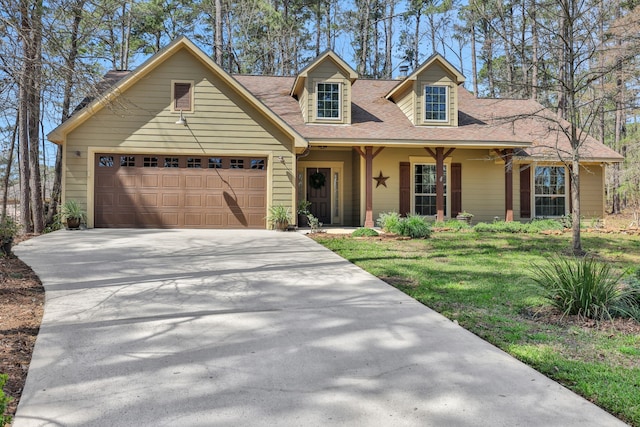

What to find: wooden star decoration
left=374, top=170, right=389, bottom=188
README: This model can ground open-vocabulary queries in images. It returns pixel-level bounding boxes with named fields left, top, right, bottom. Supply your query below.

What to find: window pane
left=99, top=156, right=114, bottom=167
left=534, top=166, right=566, bottom=216
left=120, top=156, right=135, bottom=167
left=317, top=83, right=340, bottom=119
left=208, top=158, right=222, bottom=168
left=187, top=157, right=202, bottom=168
left=250, top=159, right=265, bottom=170
left=414, top=164, right=447, bottom=215
left=164, top=157, right=179, bottom=168
left=230, top=159, right=244, bottom=169
left=424, top=86, right=447, bottom=121
left=143, top=157, right=158, bottom=167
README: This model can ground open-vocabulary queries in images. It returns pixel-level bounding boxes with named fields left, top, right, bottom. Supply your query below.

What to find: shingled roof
left=64, top=64, right=622, bottom=162
left=234, top=75, right=623, bottom=162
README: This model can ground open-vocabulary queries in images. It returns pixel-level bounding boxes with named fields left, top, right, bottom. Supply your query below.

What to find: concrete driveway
left=13, top=229, right=626, bottom=426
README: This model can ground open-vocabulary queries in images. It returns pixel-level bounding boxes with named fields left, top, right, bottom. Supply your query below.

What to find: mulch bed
left=0, top=251, right=44, bottom=420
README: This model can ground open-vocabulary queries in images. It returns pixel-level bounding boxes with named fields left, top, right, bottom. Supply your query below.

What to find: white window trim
left=171, top=80, right=195, bottom=113
left=410, top=159, right=451, bottom=217
left=532, top=165, right=568, bottom=218
left=422, top=84, right=449, bottom=123
left=315, top=82, right=342, bottom=121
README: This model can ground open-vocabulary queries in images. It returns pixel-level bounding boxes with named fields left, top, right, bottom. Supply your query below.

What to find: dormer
left=386, top=53, right=465, bottom=127
left=290, top=51, right=358, bottom=125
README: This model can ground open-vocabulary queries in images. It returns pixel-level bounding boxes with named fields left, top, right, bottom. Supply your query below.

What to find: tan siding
left=300, top=89, right=308, bottom=122
left=305, top=59, right=351, bottom=124
left=579, top=165, right=605, bottom=219
left=65, top=48, right=295, bottom=227
left=396, top=86, right=416, bottom=125
left=416, top=63, right=456, bottom=127
left=452, top=150, right=505, bottom=222
left=300, top=148, right=354, bottom=225
left=351, top=149, right=361, bottom=226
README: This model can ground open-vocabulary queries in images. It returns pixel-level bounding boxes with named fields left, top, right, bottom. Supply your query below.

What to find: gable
left=65, top=48, right=297, bottom=154
left=48, top=37, right=307, bottom=151
left=290, top=51, right=358, bottom=125
left=387, top=54, right=464, bottom=127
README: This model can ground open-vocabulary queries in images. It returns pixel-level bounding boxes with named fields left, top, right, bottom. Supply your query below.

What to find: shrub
left=613, top=275, right=640, bottom=322
left=474, top=220, right=563, bottom=234
left=396, top=214, right=432, bottom=239
left=531, top=256, right=628, bottom=320
left=352, top=228, right=379, bottom=237
left=376, top=212, right=432, bottom=238
left=376, top=211, right=402, bottom=233
left=0, top=374, right=11, bottom=426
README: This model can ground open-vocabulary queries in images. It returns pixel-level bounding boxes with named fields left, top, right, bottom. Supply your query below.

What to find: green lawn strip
left=314, top=232, right=640, bottom=426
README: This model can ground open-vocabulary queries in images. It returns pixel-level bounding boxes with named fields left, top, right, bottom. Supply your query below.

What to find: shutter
left=399, top=162, right=410, bottom=217
left=451, top=163, right=462, bottom=216
left=520, top=165, right=531, bottom=218
left=174, top=83, right=192, bottom=111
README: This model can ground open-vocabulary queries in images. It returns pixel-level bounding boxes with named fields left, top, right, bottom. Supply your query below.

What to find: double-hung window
left=424, top=85, right=447, bottom=122
left=414, top=164, right=446, bottom=216
left=534, top=166, right=566, bottom=217
left=316, top=83, right=340, bottom=119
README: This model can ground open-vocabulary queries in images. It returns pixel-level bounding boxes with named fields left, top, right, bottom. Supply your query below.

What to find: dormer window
left=172, top=81, right=193, bottom=112
left=316, top=83, right=341, bottom=120
left=424, top=85, right=448, bottom=122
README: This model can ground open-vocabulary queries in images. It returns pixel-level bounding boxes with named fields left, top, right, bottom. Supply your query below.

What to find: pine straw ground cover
left=312, top=231, right=640, bottom=426
left=0, top=245, right=44, bottom=422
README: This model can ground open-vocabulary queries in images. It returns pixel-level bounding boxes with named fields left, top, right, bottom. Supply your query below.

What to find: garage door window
left=230, top=159, right=244, bottom=169
left=251, top=159, right=265, bottom=170
left=121, top=156, right=135, bottom=167
left=187, top=158, right=202, bottom=168
left=208, top=158, right=222, bottom=168
left=144, top=157, right=158, bottom=167
left=164, top=157, right=179, bottom=168
left=99, top=156, right=114, bottom=167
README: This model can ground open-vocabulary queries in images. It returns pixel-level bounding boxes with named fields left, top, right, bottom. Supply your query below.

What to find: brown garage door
left=95, top=154, right=267, bottom=228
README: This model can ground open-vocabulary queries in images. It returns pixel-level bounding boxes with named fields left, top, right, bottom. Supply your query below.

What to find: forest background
left=0, top=0, right=639, bottom=234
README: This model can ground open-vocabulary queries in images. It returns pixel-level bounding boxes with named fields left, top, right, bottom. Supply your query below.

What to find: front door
left=307, top=168, right=331, bottom=224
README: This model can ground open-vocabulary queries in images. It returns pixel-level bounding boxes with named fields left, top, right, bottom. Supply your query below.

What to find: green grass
left=314, top=232, right=640, bottom=426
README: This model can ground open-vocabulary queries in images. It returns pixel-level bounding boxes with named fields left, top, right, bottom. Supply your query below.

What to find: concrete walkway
left=13, top=229, right=626, bottom=426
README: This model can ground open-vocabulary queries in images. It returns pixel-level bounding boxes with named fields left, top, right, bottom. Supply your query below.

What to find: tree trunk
left=215, top=0, right=223, bottom=64
left=384, top=0, right=394, bottom=78
left=2, top=119, right=18, bottom=220
left=413, top=10, right=421, bottom=69
left=471, top=21, right=478, bottom=96
left=28, top=0, right=45, bottom=234
left=530, top=0, right=538, bottom=101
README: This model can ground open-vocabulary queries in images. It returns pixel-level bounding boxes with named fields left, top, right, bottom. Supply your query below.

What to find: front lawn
left=313, top=232, right=640, bottom=426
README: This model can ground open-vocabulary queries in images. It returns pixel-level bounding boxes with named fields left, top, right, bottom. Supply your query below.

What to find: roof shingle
left=234, top=75, right=623, bottom=161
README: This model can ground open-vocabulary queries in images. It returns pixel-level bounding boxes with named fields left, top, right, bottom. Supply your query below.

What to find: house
left=47, top=37, right=623, bottom=229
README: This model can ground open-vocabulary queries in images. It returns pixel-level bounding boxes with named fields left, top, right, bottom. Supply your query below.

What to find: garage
left=94, top=154, right=267, bottom=228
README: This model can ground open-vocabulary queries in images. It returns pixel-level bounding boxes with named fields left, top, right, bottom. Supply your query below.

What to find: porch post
left=364, top=146, right=374, bottom=227
left=505, top=149, right=514, bottom=222
left=355, top=146, right=384, bottom=228
left=435, top=147, right=445, bottom=222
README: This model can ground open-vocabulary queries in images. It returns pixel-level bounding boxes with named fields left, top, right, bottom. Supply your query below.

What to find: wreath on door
left=309, top=171, right=326, bottom=190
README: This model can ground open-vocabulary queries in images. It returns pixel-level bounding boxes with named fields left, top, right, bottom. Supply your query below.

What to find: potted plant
left=267, top=205, right=292, bottom=231
left=297, top=200, right=312, bottom=227
left=0, top=216, right=20, bottom=256
left=61, top=200, right=87, bottom=230
left=456, top=211, right=474, bottom=225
